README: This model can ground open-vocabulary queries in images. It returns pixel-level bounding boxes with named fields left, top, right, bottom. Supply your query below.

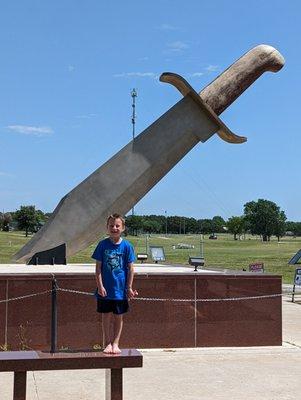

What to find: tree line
left=125, top=199, right=292, bottom=241
left=1, top=199, right=301, bottom=241
left=0, top=206, right=51, bottom=237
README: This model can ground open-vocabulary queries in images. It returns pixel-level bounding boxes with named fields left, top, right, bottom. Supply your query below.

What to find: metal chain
left=0, top=283, right=294, bottom=304
left=56, top=286, right=287, bottom=302
left=57, top=287, right=94, bottom=296
left=134, top=293, right=284, bottom=302
left=0, top=289, right=53, bottom=304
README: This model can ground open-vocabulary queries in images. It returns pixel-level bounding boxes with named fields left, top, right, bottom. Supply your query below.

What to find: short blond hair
left=106, top=213, right=125, bottom=227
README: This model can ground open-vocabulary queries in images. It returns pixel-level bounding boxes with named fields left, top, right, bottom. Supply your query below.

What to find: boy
left=92, top=213, right=137, bottom=354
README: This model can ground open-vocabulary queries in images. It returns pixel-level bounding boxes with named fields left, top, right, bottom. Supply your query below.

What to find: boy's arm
left=127, top=262, right=138, bottom=299
left=95, top=261, right=107, bottom=297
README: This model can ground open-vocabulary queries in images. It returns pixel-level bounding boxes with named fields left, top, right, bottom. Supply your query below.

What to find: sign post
left=292, top=268, right=301, bottom=303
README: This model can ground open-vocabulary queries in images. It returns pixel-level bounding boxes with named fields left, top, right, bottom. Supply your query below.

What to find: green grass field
left=0, top=231, right=300, bottom=284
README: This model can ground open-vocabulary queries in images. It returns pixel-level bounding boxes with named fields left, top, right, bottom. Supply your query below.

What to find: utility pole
left=131, top=88, right=137, bottom=140
left=200, top=234, right=204, bottom=258
left=131, top=88, right=137, bottom=216
left=165, top=210, right=168, bottom=236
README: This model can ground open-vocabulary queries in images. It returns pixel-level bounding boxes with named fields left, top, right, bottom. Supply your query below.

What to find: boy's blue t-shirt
left=92, top=238, right=135, bottom=300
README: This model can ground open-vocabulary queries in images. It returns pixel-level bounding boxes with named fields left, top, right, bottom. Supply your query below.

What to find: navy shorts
left=97, top=298, right=129, bottom=315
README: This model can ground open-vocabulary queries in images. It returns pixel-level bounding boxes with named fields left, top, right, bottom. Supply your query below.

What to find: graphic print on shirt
left=104, top=249, right=123, bottom=274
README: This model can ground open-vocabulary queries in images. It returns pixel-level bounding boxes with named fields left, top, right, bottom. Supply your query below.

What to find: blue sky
left=0, top=1, right=300, bottom=221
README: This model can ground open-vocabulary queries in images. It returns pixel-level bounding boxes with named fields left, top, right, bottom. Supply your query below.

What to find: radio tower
left=131, top=88, right=137, bottom=216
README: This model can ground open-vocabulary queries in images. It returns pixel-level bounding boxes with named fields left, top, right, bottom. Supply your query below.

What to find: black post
left=51, top=277, right=58, bottom=353
left=292, top=283, right=295, bottom=303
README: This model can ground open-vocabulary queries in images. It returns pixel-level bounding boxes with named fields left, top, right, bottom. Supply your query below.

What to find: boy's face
left=107, top=217, right=125, bottom=239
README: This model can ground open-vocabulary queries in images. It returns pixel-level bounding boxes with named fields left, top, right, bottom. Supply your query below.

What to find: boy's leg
left=112, top=314, right=123, bottom=354
left=102, top=313, right=113, bottom=353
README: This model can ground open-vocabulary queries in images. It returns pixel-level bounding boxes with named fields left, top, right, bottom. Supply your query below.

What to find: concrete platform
left=0, top=263, right=226, bottom=275
left=0, top=294, right=300, bottom=400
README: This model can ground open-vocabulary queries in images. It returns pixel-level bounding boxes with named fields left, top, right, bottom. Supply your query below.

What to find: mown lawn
left=0, top=231, right=300, bottom=284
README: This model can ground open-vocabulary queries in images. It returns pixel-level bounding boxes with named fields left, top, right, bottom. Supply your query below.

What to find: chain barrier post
left=51, top=276, right=58, bottom=353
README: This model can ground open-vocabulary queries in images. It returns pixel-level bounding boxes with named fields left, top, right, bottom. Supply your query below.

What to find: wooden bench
left=0, top=349, right=143, bottom=400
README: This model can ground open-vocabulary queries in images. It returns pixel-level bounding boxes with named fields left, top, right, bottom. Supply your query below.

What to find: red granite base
left=0, top=272, right=282, bottom=350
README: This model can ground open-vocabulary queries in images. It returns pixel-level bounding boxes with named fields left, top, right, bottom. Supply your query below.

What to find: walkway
left=0, top=294, right=300, bottom=400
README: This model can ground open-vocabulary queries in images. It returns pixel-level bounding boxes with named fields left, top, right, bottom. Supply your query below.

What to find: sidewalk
left=0, top=295, right=300, bottom=400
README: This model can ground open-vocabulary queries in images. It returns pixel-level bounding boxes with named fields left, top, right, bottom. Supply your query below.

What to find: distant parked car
left=209, top=234, right=217, bottom=240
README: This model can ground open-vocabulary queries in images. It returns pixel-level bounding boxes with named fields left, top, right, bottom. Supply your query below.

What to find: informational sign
left=136, top=253, right=148, bottom=263
left=189, top=257, right=205, bottom=267
left=149, top=246, right=166, bottom=262
left=288, top=249, right=301, bottom=265
left=188, top=256, right=205, bottom=271
left=294, top=268, right=301, bottom=286
left=249, top=262, right=264, bottom=273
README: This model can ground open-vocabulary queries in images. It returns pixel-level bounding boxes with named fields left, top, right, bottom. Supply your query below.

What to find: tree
left=165, top=216, right=198, bottom=234
left=274, top=213, right=287, bottom=241
left=185, top=217, right=198, bottom=234
left=227, top=216, right=245, bottom=240
left=2, top=212, right=12, bottom=231
left=142, top=219, right=161, bottom=233
left=144, top=215, right=166, bottom=233
left=244, top=199, right=286, bottom=242
left=285, top=221, right=301, bottom=237
left=44, top=212, right=53, bottom=220
left=198, top=219, right=214, bottom=234
left=125, top=215, right=144, bottom=236
left=15, top=205, right=44, bottom=237
left=212, top=216, right=226, bottom=233
left=165, top=216, right=182, bottom=234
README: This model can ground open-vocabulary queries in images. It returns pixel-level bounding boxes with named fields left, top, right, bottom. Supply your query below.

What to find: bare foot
left=103, top=343, right=113, bottom=353
left=112, top=343, right=121, bottom=354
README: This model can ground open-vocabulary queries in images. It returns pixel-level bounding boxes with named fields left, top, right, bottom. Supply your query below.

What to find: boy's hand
left=98, top=286, right=107, bottom=297
left=127, top=287, right=138, bottom=299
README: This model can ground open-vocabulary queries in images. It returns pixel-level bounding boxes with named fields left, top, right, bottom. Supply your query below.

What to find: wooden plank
left=13, top=371, right=26, bottom=400
left=0, top=349, right=142, bottom=372
left=106, top=369, right=123, bottom=400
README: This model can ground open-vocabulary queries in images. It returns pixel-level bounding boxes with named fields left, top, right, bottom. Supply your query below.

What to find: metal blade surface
left=15, top=96, right=218, bottom=262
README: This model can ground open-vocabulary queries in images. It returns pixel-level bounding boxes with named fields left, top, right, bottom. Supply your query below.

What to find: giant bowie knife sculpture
left=14, top=44, right=285, bottom=264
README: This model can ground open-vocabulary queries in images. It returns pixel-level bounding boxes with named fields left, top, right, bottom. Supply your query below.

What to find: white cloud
left=186, top=67, right=220, bottom=79
left=167, top=41, right=189, bottom=52
left=113, top=72, right=158, bottom=79
left=76, top=113, right=97, bottom=119
left=0, top=171, right=14, bottom=177
left=157, top=23, right=178, bottom=31
left=205, top=65, right=220, bottom=72
left=6, top=125, right=54, bottom=136
left=189, top=72, right=204, bottom=77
